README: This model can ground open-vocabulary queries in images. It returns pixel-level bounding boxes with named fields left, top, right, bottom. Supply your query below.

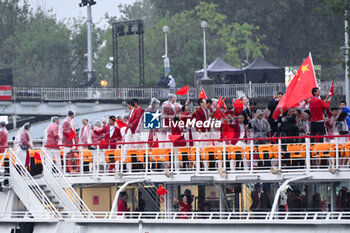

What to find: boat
left=0, top=135, right=349, bottom=233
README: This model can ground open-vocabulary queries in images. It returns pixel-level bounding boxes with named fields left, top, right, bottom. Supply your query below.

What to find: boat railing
left=40, top=135, right=350, bottom=178
left=1, top=211, right=350, bottom=223
left=1, top=135, right=350, bottom=179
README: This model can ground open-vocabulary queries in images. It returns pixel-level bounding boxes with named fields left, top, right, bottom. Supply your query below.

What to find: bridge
left=0, top=81, right=342, bottom=133
left=11, top=81, right=339, bottom=103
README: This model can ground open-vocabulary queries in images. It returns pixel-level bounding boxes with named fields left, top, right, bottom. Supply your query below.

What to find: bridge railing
left=12, top=87, right=196, bottom=101
left=12, top=81, right=343, bottom=101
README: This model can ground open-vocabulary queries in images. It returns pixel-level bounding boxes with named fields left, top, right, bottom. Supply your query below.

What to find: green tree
left=151, top=0, right=345, bottom=80
left=141, top=2, right=266, bottom=87
left=0, top=0, right=31, bottom=67
left=0, top=11, right=72, bottom=87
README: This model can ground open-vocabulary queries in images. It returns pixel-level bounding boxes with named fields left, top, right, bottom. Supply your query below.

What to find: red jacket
left=171, top=124, right=186, bottom=147
left=62, top=117, right=75, bottom=146
left=117, top=198, right=128, bottom=213
left=195, top=107, right=209, bottom=132
left=309, top=97, right=330, bottom=122
left=46, top=123, right=60, bottom=149
left=0, top=128, right=8, bottom=153
left=94, top=125, right=122, bottom=149
left=128, top=107, right=144, bottom=134
left=232, top=121, right=247, bottom=145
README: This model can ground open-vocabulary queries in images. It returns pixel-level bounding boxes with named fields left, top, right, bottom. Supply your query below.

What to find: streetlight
left=79, top=0, right=96, bottom=82
left=201, top=21, right=210, bottom=80
left=100, top=80, right=108, bottom=87
left=162, top=25, right=170, bottom=76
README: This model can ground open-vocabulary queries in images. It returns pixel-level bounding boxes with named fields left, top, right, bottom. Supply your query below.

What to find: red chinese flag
left=116, top=120, right=128, bottom=128
left=34, top=152, right=41, bottom=161
left=234, top=99, right=244, bottom=115
left=213, top=107, right=225, bottom=120
left=176, top=85, right=189, bottom=95
left=328, top=82, right=334, bottom=96
left=217, top=96, right=223, bottom=107
left=222, top=122, right=234, bottom=139
left=157, top=185, right=168, bottom=196
left=272, top=55, right=317, bottom=120
left=198, top=89, right=207, bottom=99
left=218, top=97, right=227, bottom=110
left=68, top=128, right=77, bottom=141
left=168, top=134, right=182, bottom=142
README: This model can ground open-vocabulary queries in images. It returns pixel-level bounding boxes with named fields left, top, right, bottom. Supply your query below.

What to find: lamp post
left=79, top=0, right=96, bottom=81
left=201, top=21, right=209, bottom=80
left=163, top=25, right=170, bottom=76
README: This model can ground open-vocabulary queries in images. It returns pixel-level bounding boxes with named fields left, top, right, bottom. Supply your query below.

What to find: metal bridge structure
left=10, top=81, right=340, bottom=103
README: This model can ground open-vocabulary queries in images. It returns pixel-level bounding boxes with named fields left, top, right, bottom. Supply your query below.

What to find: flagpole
left=308, top=52, right=318, bottom=87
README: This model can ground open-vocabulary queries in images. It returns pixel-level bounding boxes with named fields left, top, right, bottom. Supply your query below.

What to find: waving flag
left=176, top=85, right=189, bottom=95
left=68, top=128, right=77, bottom=141
left=272, top=54, right=317, bottom=120
left=168, top=134, right=182, bottom=142
left=116, top=120, right=128, bottom=129
left=213, top=107, right=225, bottom=120
left=234, top=99, right=244, bottom=115
left=328, top=82, right=334, bottom=96
left=198, top=89, right=207, bottom=99
left=217, top=96, right=227, bottom=110
left=157, top=185, right=168, bottom=195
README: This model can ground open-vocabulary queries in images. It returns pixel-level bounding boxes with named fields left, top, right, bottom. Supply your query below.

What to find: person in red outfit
left=94, top=116, right=122, bottom=149
left=117, top=192, right=129, bottom=215
left=195, top=98, right=210, bottom=139
left=61, top=110, right=76, bottom=147
left=0, top=121, right=8, bottom=153
left=232, top=114, right=248, bottom=146
left=44, top=117, right=62, bottom=172
left=171, top=117, right=186, bottom=147
left=125, top=99, right=144, bottom=148
left=309, top=87, right=332, bottom=142
left=174, top=195, right=192, bottom=219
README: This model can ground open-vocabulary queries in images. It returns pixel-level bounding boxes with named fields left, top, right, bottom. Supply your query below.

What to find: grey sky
left=24, top=0, right=137, bottom=26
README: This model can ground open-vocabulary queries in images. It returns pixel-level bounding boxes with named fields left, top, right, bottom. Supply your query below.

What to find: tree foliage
left=151, top=0, right=346, bottom=80
left=0, top=0, right=347, bottom=87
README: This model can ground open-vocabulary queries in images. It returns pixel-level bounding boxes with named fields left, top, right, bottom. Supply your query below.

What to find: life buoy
left=66, top=151, right=80, bottom=173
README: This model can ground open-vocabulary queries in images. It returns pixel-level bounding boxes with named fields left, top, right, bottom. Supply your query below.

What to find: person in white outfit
left=167, top=74, right=176, bottom=93
left=14, top=123, right=33, bottom=167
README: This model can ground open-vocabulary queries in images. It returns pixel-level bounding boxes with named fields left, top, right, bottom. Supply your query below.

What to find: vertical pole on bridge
left=86, top=5, right=93, bottom=81
left=11, top=115, right=17, bottom=129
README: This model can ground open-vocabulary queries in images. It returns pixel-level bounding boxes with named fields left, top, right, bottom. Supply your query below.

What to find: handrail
left=41, top=148, right=94, bottom=219
left=269, top=175, right=312, bottom=220
left=0, top=211, right=348, bottom=223
left=12, top=82, right=341, bottom=101
left=9, top=149, right=61, bottom=219
left=45, top=134, right=350, bottom=149
left=109, top=178, right=148, bottom=218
